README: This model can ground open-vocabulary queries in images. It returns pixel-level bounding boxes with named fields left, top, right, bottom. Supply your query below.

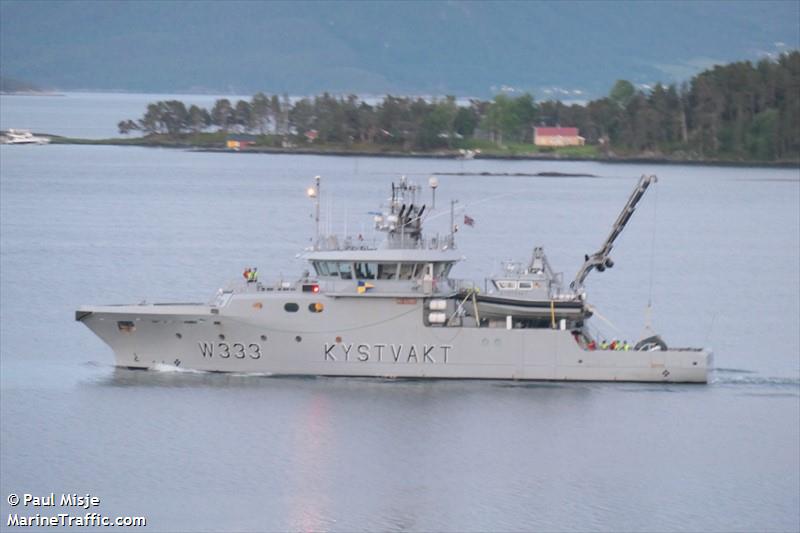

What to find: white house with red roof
left=534, top=127, right=585, bottom=147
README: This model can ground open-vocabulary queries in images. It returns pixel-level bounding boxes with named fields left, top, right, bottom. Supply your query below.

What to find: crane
left=570, top=174, right=657, bottom=292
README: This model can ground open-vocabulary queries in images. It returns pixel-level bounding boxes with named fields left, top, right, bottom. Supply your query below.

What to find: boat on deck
left=460, top=248, right=590, bottom=327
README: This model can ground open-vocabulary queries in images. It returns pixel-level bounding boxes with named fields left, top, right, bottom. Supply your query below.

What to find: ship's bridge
left=306, top=248, right=462, bottom=282
left=301, top=176, right=463, bottom=293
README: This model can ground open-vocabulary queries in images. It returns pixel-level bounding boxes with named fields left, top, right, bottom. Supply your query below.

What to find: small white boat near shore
left=0, top=129, right=50, bottom=145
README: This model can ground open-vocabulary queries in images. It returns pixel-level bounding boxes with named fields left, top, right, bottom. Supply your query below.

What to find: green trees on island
left=119, top=52, right=799, bottom=161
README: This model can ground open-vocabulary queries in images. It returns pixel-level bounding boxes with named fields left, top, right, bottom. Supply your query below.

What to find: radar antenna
left=570, top=174, right=657, bottom=291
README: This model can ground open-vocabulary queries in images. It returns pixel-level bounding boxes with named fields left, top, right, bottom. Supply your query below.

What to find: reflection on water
left=286, top=393, right=335, bottom=532
left=95, top=365, right=800, bottom=391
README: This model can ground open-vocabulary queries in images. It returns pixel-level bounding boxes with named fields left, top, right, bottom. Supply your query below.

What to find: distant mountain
left=0, top=76, right=43, bottom=93
left=0, top=1, right=797, bottom=98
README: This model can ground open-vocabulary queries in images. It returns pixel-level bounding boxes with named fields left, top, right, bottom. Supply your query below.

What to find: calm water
left=1, top=95, right=799, bottom=532
left=0, top=92, right=252, bottom=139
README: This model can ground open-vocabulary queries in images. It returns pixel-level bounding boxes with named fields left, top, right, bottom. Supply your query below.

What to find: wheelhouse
left=311, top=260, right=454, bottom=281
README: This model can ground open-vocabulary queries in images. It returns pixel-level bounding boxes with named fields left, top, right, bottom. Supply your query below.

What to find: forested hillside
left=118, top=53, right=800, bottom=162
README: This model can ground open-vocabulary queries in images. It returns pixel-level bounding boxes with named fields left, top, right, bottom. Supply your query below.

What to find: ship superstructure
left=76, top=175, right=711, bottom=382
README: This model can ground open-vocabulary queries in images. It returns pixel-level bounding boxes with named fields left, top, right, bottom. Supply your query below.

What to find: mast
left=449, top=199, right=458, bottom=248
left=570, top=174, right=657, bottom=291
left=306, top=175, right=321, bottom=250
left=315, top=175, right=320, bottom=249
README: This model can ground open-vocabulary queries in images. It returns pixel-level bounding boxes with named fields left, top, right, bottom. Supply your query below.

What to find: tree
left=357, top=101, right=377, bottom=143
left=138, top=103, right=164, bottom=134
left=453, top=105, right=479, bottom=137
left=609, top=80, right=636, bottom=109
left=280, top=94, right=291, bottom=135
left=341, top=95, right=362, bottom=145
left=418, top=97, right=457, bottom=148
left=188, top=105, right=210, bottom=133
left=288, top=98, right=315, bottom=136
left=234, top=100, right=253, bottom=132
left=483, top=93, right=536, bottom=145
left=377, top=96, right=413, bottom=145
left=118, top=119, right=139, bottom=135
left=251, top=93, right=271, bottom=134
left=314, top=93, right=346, bottom=143
left=746, top=109, right=778, bottom=160
left=482, top=94, right=510, bottom=145
left=159, top=100, right=189, bottom=136
left=211, top=99, right=235, bottom=131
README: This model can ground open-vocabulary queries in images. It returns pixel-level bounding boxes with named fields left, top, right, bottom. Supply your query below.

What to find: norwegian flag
left=464, top=214, right=475, bottom=227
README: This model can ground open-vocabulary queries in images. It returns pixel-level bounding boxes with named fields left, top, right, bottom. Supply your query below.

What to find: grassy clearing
left=49, top=133, right=602, bottom=160
left=455, top=138, right=600, bottom=158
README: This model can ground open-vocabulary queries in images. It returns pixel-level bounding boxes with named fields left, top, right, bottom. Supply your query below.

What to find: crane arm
left=570, top=174, right=657, bottom=291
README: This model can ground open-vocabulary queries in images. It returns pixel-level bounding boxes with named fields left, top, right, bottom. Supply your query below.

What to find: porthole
left=219, top=334, right=226, bottom=340
left=295, top=335, right=302, bottom=342
left=117, top=321, right=136, bottom=333
left=260, top=334, right=267, bottom=341
left=308, top=302, right=324, bottom=313
left=175, top=333, right=182, bottom=339
left=284, top=303, right=299, bottom=312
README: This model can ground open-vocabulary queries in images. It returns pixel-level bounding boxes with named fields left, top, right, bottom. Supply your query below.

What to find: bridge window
left=337, top=262, right=353, bottom=280
left=354, top=262, right=376, bottom=279
left=313, top=261, right=330, bottom=276
left=518, top=281, right=533, bottom=290
left=433, top=262, right=454, bottom=278
left=377, top=263, right=398, bottom=280
left=313, top=261, right=355, bottom=278
left=398, top=263, right=417, bottom=280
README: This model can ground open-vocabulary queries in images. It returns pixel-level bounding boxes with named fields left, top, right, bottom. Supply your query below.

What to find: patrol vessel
left=76, top=175, right=712, bottom=383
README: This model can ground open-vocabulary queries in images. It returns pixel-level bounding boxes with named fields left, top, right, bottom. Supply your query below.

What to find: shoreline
left=42, top=135, right=800, bottom=169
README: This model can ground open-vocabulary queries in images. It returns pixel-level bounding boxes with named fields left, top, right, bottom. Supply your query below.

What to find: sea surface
left=1, top=93, right=799, bottom=532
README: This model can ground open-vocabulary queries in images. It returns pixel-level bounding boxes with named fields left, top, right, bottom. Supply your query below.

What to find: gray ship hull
left=77, top=292, right=711, bottom=383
